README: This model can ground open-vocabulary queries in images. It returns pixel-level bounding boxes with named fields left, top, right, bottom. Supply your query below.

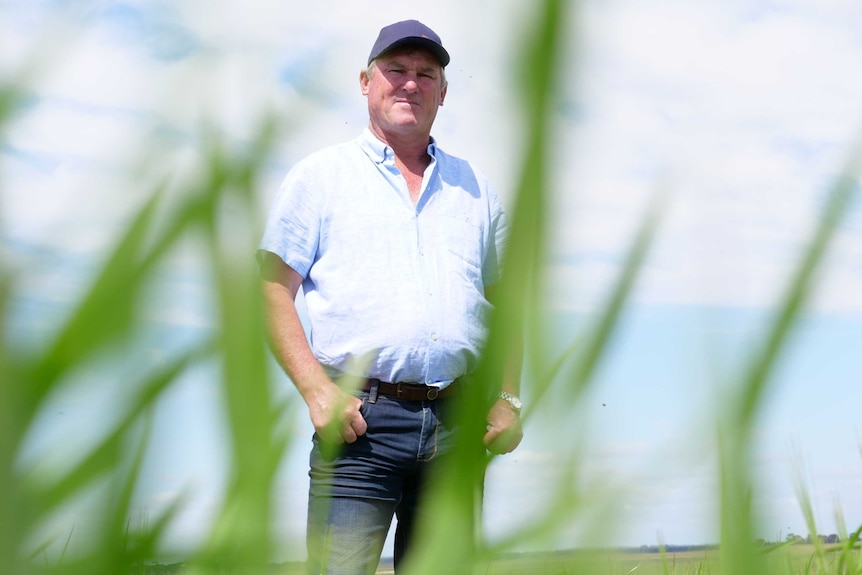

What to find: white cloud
left=543, top=0, right=862, bottom=314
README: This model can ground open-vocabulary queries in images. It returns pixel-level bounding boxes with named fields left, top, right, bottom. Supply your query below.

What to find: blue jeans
left=306, top=388, right=475, bottom=575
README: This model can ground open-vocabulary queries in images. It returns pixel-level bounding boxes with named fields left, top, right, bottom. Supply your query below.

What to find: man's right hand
left=260, top=254, right=368, bottom=446
left=307, top=382, right=368, bottom=445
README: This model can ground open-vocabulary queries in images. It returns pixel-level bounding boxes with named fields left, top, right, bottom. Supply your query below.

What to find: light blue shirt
left=259, top=129, right=508, bottom=386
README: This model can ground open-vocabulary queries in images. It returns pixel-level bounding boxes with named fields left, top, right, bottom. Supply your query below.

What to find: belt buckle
left=426, top=387, right=439, bottom=400
left=396, top=382, right=404, bottom=399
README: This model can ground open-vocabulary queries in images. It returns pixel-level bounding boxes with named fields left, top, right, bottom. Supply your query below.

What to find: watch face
left=501, top=392, right=522, bottom=411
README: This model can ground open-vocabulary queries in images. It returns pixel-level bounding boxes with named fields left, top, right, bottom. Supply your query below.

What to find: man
left=259, top=20, right=523, bottom=575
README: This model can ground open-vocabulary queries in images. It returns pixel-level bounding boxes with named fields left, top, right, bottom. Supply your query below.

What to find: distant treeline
left=779, top=533, right=843, bottom=545
left=491, top=546, right=721, bottom=559
left=627, top=544, right=720, bottom=554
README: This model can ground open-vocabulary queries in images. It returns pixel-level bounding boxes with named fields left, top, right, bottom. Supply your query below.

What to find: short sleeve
left=257, top=159, right=322, bottom=278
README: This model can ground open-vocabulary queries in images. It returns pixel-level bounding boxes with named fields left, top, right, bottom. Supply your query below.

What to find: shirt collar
left=358, top=128, right=438, bottom=164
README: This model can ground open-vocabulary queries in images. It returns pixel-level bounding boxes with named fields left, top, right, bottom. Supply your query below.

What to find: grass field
left=138, top=545, right=859, bottom=575
left=544, top=546, right=862, bottom=575
left=392, top=545, right=858, bottom=575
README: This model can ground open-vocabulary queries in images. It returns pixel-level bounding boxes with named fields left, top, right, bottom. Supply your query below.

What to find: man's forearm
left=262, top=278, right=365, bottom=442
left=258, top=252, right=334, bottom=397
left=259, top=257, right=366, bottom=443
left=261, top=278, right=333, bottom=401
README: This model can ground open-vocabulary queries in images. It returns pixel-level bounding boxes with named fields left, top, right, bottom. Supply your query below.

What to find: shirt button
left=431, top=333, right=438, bottom=341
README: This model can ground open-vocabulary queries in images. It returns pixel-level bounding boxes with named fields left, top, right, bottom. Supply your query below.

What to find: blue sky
left=3, top=0, right=862, bottom=560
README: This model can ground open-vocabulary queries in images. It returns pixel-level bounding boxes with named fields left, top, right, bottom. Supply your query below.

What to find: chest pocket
left=442, top=215, right=484, bottom=270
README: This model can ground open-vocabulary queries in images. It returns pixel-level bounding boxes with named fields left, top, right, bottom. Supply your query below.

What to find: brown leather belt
left=363, top=378, right=458, bottom=401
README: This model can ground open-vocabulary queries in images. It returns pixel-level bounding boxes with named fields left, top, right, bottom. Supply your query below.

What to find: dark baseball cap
left=367, top=20, right=450, bottom=67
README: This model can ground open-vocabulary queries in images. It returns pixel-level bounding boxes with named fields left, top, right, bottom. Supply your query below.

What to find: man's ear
left=439, top=83, right=447, bottom=106
left=359, top=69, right=370, bottom=95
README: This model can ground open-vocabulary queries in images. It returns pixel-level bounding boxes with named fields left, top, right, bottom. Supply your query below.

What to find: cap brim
left=371, top=37, right=450, bottom=67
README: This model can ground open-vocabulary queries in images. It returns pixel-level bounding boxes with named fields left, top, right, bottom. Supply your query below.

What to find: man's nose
left=402, top=75, right=419, bottom=92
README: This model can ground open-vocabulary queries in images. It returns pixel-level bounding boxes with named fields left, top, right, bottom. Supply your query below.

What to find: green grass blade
left=401, top=2, right=568, bottom=574
left=28, top=190, right=164, bottom=403
left=736, top=145, right=862, bottom=428
left=183, top=120, right=283, bottom=575
left=534, top=190, right=665, bottom=414
left=19, top=341, right=212, bottom=531
left=720, top=143, right=862, bottom=575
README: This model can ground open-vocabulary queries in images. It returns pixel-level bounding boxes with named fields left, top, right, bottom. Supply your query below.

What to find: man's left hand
left=483, top=399, right=523, bottom=454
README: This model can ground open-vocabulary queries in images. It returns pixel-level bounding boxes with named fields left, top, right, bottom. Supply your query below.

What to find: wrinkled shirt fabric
left=259, top=129, right=508, bottom=387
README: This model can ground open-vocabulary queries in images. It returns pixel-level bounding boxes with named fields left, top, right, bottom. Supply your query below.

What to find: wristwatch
left=498, top=391, right=522, bottom=414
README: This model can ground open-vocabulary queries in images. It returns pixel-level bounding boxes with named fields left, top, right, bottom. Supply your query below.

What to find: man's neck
left=369, top=124, right=431, bottom=170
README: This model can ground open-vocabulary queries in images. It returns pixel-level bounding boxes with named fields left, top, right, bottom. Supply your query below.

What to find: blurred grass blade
left=484, top=449, right=584, bottom=552
left=5, top=3, right=862, bottom=574
left=98, top=409, right=154, bottom=574
left=794, top=463, right=827, bottom=574
left=29, top=189, right=164, bottom=402
left=563, top=192, right=664, bottom=396
left=19, top=340, right=213, bottom=532
left=0, top=268, right=19, bottom=565
left=720, top=142, right=862, bottom=575
left=25, top=115, right=278, bottom=414
left=0, top=79, right=26, bottom=128
left=529, top=190, right=665, bottom=418
left=736, top=144, right=862, bottom=427
left=403, top=1, right=568, bottom=574
left=186, top=122, right=283, bottom=575
left=836, top=523, right=862, bottom=574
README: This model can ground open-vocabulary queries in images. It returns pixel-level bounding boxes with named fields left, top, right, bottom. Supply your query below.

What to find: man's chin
left=388, top=117, right=424, bottom=132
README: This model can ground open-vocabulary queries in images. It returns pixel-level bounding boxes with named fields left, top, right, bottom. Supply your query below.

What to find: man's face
left=360, top=47, right=447, bottom=139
